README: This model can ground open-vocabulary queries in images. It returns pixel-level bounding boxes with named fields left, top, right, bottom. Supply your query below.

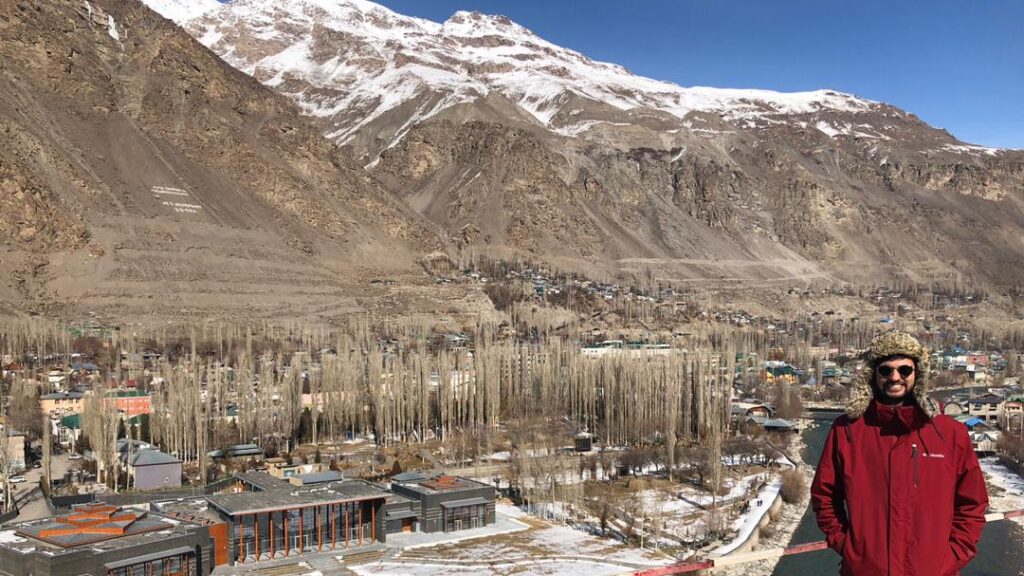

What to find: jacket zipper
left=912, top=443, right=918, bottom=487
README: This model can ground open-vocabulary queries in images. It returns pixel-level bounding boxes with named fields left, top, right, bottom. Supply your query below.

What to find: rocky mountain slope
left=159, top=0, right=1024, bottom=291
left=0, top=0, right=458, bottom=325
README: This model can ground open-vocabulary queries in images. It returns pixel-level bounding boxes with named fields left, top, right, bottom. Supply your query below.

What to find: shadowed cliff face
left=0, top=0, right=444, bottom=324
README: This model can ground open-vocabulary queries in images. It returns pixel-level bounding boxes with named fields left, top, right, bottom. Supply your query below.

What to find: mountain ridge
left=141, top=0, right=1024, bottom=292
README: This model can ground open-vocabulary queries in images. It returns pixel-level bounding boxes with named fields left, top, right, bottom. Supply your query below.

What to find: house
left=731, top=402, right=774, bottom=419
left=967, top=393, right=1004, bottom=423
left=107, top=390, right=152, bottom=417
left=127, top=449, right=182, bottom=491
left=580, top=340, right=672, bottom=358
left=39, top=391, right=85, bottom=415
left=1000, top=395, right=1024, bottom=422
left=57, top=413, right=83, bottom=447
left=969, top=431, right=999, bottom=454
left=266, top=458, right=301, bottom=479
left=763, top=363, right=799, bottom=384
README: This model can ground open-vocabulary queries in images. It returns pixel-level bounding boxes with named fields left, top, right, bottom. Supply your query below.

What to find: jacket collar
left=865, top=399, right=927, bottom=431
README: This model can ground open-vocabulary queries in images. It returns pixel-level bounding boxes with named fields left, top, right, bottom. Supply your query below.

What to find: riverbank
left=716, top=418, right=819, bottom=576
left=980, top=456, right=1024, bottom=522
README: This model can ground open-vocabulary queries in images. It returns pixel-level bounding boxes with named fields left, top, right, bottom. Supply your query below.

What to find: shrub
left=779, top=468, right=806, bottom=504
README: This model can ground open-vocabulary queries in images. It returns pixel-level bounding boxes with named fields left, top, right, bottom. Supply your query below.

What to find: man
left=811, top=330, right=988, bottom=576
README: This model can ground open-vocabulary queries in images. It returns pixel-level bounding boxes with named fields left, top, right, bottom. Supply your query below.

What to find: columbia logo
left=925, top=453, right=946, bottom=458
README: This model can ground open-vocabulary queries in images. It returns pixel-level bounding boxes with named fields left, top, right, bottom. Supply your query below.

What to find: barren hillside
left=0, top=0, right=460, bottom=325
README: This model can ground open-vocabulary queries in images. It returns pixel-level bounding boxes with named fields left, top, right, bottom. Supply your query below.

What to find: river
left=772, top=411, right=1024, bottom=576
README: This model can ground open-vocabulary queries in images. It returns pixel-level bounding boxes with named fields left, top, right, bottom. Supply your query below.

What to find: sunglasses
left=877, top=365, right=915, bottom=378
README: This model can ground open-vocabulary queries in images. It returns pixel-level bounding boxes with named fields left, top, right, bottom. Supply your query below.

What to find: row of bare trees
left=2, top=310, right=1016, bottom=491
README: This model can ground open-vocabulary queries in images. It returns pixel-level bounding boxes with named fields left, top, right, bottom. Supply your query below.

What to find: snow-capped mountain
left=142, top=0, right=1024, bottom=291
left=149, top=0, right=930, bottom=157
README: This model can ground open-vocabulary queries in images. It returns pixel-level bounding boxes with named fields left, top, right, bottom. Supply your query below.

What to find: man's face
left=874, top=356, right=916, bottom=401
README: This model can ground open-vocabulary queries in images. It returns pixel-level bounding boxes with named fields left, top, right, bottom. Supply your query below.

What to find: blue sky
left=374, top=0, right=1024, bottom=149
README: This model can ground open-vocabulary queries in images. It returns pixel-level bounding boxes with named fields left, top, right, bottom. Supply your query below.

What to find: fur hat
left=846, top=329, right=938, bottom=419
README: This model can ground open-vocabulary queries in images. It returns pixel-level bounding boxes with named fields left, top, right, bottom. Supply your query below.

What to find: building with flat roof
left=205, top=477, right=389, bottom=565
left=0, top=503, right=217, bottom=576
left=389, top=474, right=496, bottom=533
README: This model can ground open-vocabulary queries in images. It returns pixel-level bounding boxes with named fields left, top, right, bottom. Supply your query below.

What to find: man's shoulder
left=831, top=413, right=852, bottom=427
left=828, top=414, right=856, bottom=436
left=931, top=413, right=968, bottom=432
left=930, top=414, right=973, bottom=446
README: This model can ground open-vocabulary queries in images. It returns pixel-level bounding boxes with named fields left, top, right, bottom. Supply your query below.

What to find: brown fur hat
left=846, top=329, right=938, bottom=419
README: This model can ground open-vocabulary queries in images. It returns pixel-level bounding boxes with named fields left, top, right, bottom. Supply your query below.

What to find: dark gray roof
left=40, top=391, right=84, bottom=400
left=117, top=439, right=152, bottom=453
left=130, top=450, right=181, bottom=466
left=439, top=497, right=491, bottom=508
left=226, top=444, right=263, bottom=456
left=207, top=479, right=389, bottom=516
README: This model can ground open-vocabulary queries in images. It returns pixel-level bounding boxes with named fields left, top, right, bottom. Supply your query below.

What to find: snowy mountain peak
left=443, top=10, right=530, bottom=38
left=144, top=0, right=889, bottom=155
left=144, top=0, right=221, bottom=25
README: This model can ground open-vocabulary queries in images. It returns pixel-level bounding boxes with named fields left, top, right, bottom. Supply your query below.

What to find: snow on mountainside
left=143, top=0, right=221, bottom=24
left=146, top=0, right=896, bottom=152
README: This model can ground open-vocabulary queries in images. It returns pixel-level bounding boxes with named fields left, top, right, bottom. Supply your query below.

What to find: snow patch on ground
left=940, top=143, right=1003, bottom=156
left=355, top=503, right=671, bottom=576
left=713, top=477, right=783, bottom=556
left=980, top=456, right=1024, bottom=524
left=107, top=15, right=119, bottom=41
left=0, top=531, right=27, bottom=544
left=353, top=560, right=639, bottom=576
left=140, top=0, right=223, bottom=25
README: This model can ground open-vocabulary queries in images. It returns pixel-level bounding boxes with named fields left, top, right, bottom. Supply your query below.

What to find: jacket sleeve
left=811, top=420, right=848, bottom=553
left=949, top=425, right=988, bottom=569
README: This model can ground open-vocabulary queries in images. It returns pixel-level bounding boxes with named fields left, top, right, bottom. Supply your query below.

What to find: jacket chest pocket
left=911, top=445, right=954, bottom=488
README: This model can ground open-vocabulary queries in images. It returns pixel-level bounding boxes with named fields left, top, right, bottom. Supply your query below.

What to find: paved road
left=5, top=453, right=72, bottom=523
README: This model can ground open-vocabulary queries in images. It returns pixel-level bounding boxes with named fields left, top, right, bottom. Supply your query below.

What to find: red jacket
left=811, top=400, right=988, bottom=576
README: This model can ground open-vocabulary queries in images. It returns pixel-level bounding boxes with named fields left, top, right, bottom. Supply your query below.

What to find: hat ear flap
left=846, top=365, right=875, bottom=419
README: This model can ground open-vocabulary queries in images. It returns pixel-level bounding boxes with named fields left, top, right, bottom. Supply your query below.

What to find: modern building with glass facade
left=205, top=478, right=389, bottom=564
